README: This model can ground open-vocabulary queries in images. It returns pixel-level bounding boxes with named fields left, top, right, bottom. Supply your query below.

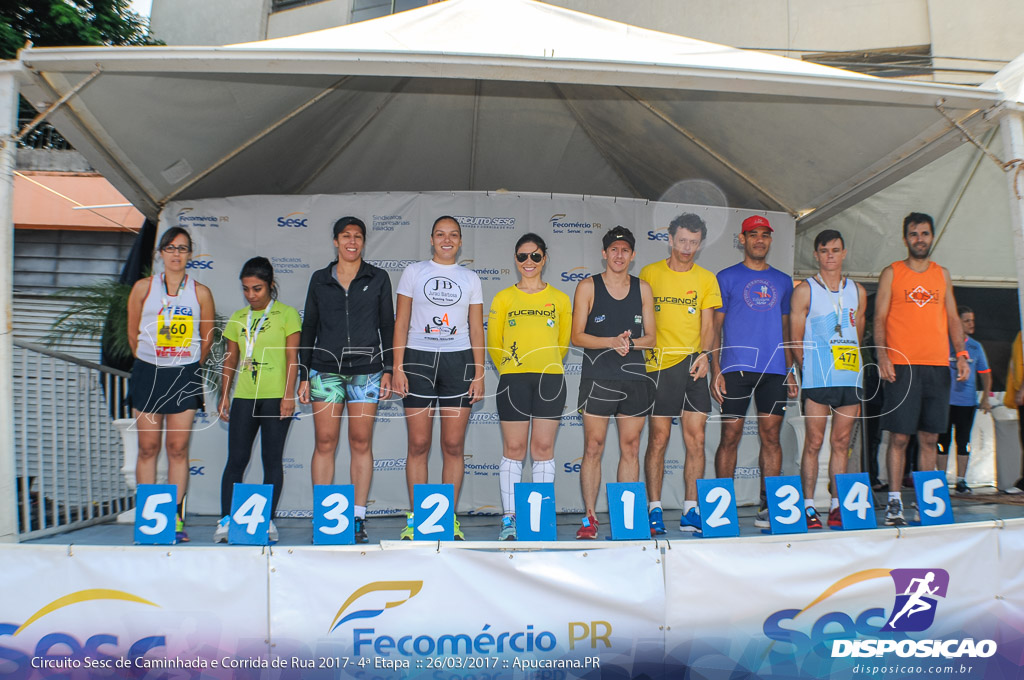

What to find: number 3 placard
left=765, top=476, right=808, bottom=535
left=414, top=484, right=455, bottom=541
left=314, top=484, right=355, bottom=545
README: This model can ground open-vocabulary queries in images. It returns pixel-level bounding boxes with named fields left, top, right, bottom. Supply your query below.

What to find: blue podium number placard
left=314, top=484, right=355, bottom=545
left=696, top=478, right=740, bottom=538
left=765, top=476, right=808, bottom=534
left=135, top=484, right=176, bottom=544
left=914, top=471, right=954, bottom=526
left=229, top=483, right=272, bottom=545
left=607, top=482, right=649, bottom=540
left=414, top=484, right=454, bottom=540
left=835, top=473, right=876, bottom=530
left=514, top=483, right=556, bottom=541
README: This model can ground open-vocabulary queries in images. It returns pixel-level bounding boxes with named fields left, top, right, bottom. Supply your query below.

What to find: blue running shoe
left=649, top=507, right=666, bottom=536
left=679, top=508, right=703, bottom=535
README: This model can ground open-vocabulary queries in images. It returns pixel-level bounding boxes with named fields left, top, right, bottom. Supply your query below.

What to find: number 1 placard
left=414, top=484, right=455, bottom=541
left=607, top=482, right=649, bottom=540
left=514, top=483, right=556, bottom=541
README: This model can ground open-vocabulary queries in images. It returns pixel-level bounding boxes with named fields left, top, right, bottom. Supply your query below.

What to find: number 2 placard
left=414, top=484, right=455, bottom=541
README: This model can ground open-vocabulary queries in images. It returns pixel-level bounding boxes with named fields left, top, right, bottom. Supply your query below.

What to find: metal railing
left=12, top=340, right=134, bottom=540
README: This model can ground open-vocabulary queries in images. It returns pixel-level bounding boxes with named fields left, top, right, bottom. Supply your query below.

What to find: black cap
left=602, top=226, right=635, bottom=250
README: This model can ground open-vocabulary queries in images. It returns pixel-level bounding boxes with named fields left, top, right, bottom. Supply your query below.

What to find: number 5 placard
left=134, top=484, right=176, bottom=545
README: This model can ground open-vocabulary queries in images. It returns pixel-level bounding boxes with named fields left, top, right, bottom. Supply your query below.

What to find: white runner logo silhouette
left=888, top=571, right=938, bottom=626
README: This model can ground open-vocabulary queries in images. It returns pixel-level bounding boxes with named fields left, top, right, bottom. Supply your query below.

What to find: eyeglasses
left=516, top=252, right=544, bottom=263
left=162, top=245, right=192, bottom=254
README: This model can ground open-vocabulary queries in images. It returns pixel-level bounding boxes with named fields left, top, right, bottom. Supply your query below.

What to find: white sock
left=499, top=457, right=523, bottom=514
left=683, top=501, right=697, bottom=514
left=888, top=492, right=901, bottom=503
left=532, top=459, right=555, bottom=484
left=648, top=501, right=663, bottom=512
left=804, top=499, right=815, bottom=510
left=830, top=497, right=839, bottom=510
left=354, top=505, right=366, bottom=519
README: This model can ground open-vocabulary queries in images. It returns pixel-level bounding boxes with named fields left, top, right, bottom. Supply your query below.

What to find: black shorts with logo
left=719, top=370, right=789, bottom=418
left=650, top=353, right=712, bottom=416
left=578, top=378, right=654, bottom=417
left=496, top=372, right=567, bottom=422
left=881, top=364, right=950, bottom=435
left=803, top=386, right=861, bottom=410
left=402, top=348, right=476, bottom=409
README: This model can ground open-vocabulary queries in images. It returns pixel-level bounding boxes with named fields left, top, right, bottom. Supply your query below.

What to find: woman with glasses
left=215, top=257, right=301, bottom=544
left=486, top=233, right=571, bottom=540
left=126, top=227, right=215, bottom=543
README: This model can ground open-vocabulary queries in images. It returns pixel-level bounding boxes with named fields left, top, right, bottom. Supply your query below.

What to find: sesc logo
left=186, top=254, right=214, bottom=270
left=189, top=458, right=205, bottom=476
left=648, top=227, right=670, bottom=242
left=453, top=215, right=517, bottom=230
left=276, top=212, right=309, bottom=228
left=560, top=267, right=592, bottom=283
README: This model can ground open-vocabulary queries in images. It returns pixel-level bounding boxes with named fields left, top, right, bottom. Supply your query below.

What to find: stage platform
left=21, top=490, right=1024, bottom=546
left=5, top=492, right=1023, bottom=680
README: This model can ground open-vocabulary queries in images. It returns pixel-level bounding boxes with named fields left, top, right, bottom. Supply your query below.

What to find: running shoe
left=268, top=521, right=279, bottom=544
left=576, top=514, right=599, bottom=540
left=754, top=503, right=770, bottom=529
left=499, top=515, right=517, bottom=541
left=827, top=507, right=842, bottom=529
left=805, top=507, right=823, bottom=530
left=649, top=507, right=666, bottom=536
left=453, top=515, right=465, bottom=541
left=955, top=479, right=971, bottom=494
left=679, top=508, right=703, bottom=534
left=354, top=517, right=369, bottom=544
left=175, top=515, right=189, bottom=543
left=213, top=515, right=229, bottom=544
left=884, top=499, right=906, bottom=526
left=400, top=512, right=414, bottom=540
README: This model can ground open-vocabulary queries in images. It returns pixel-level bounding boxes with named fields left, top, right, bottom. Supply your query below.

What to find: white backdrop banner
left=158, top=191, right=796, bottom=517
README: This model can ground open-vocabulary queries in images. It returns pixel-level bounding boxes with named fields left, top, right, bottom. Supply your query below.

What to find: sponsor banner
left=159, top=192, right=794, bottom=515
left=0, top=544, right=269, bottom=677
left=664, top=522, right=1016, bottom=679
left=269, top=545, right=666, bottom=676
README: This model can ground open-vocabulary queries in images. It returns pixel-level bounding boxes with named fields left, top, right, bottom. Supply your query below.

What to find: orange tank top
left=885, top=260, right=948, bottom=366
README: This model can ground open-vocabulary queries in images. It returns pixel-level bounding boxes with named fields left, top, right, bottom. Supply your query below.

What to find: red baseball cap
left=741, top=215, right=773, bottom=233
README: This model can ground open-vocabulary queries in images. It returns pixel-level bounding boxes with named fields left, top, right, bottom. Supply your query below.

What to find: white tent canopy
left=14, top=0, right=1006, bottom=230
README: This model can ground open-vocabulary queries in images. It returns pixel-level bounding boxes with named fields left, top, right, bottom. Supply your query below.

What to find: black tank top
left=582, top=274, right=646, bottom=381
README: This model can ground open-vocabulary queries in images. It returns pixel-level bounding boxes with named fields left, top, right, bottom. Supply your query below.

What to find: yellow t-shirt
left=1005, top=332, right=1022, bottom=408
left=640, top=259, right=722, bottom=371
left=487, top=284, right=571, bottom=374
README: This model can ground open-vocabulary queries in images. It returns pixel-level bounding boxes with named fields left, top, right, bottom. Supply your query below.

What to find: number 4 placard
left=229, top=483, right=272, bottom=545
left=134, top=484, right=177, bottom=545
left=514, top=483, right=556, bottom=541
left=414, top=484, right=455, bottom=541
left=696, top=478, right=740, bottom=538
left=607, top=482, right=649, bottom=540
left=314, top=485, right=355, bottom=545
left=913, top=471, right=954, bottom=526
left=835, top=473, right=876, bottom=530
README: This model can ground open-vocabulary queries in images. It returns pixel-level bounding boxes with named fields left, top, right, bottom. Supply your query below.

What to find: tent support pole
left=999, top=109, right=1024, bottom=489
left=0, top=68, right=19, bottom=542
left=162, top=75, right=353, bottom=206
left=469, top=80, right=481, bottom=191
left=552, top=84, right=643, bottom=198
left=620, top=87, right=796, bottom=215
left=932, top=128, right=997, bottom=249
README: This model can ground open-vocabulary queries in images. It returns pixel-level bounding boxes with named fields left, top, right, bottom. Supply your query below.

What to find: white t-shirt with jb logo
left=397, top=260, right=483, bottom=352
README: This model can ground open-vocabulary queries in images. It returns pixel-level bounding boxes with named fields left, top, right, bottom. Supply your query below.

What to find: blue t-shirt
left=949, top=336, right=989, bottom=407
left=717, top=262, right=793, bottom=375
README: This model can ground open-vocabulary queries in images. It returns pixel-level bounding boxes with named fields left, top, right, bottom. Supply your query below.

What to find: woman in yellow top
left=1006, top=332, right=1024, bottom=491
left=487, top=233, right=572, bottom=540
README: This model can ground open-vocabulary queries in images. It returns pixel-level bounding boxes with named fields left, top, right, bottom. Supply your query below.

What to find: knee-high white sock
left=532, top=459, right=555, bottom=484
left=499, top=457, right=523, bottom=514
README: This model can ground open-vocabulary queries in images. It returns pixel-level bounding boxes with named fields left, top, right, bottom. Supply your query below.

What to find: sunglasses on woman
left=516, top=252, right=544, bottom=263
